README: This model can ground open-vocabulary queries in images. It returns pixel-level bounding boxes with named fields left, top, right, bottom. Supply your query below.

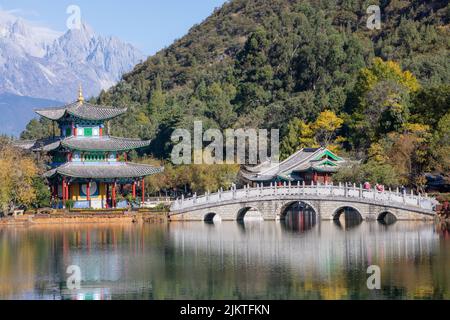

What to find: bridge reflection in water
left=0, top=221, right=448, bottom=300
left=280, top=202, right=399, bottom=231
left=333, top=207, right=363, bottom=229
left=282, top=201, right=317, bottom=232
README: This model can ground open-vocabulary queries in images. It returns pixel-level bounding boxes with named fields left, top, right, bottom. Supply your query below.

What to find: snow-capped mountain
left=0, top=10, right=145, bottom=101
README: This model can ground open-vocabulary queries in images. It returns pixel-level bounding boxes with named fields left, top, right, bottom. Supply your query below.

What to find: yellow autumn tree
left=0, top=144, right=38, bottom=213
left=368, top=143, right=387, bottom=164
left=357, top=58, right=420, bottom=94
left=380, top=123, right=432, bottom=188
left=281, top=111, right=345, bottom=159
left=311, top=110, right=344, bottom=148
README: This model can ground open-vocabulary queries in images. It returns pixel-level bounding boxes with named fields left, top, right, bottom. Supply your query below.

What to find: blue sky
left=0, top=0, right=228, bottom=54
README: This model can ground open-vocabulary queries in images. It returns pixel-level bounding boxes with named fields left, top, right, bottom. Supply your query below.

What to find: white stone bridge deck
left=170, top=182, right=438, bottom=222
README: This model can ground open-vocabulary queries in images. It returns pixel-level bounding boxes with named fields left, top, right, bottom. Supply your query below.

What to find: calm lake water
left=0, top=218, right=448, bottom=300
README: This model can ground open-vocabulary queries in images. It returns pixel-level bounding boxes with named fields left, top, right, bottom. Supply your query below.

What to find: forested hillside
left=22, top=0, right=449, bottom=191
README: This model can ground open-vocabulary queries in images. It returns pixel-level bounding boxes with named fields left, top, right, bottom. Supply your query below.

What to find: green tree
left=235, top=29, right=273, bottom=113
left=32, top=177, right=51, bottom=208
left=411, top=85, right=450, bottom=126
left=148, top=77, right=166, bottom=118
left=204, top=82, right=237, bottom=129
left=21, top=118, right=57, bottom=140
left=280, top=118, right=315, bottom=159
left=347, top=58, right=420, bottom=150
left=430, top=112, right=450, bottom=174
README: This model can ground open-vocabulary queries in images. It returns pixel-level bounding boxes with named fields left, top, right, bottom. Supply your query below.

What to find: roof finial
left=78, top=84, right=84, bottom=103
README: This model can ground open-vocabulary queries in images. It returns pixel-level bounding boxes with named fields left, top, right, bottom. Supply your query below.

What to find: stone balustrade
left=171, top=182, right=437, bottom=213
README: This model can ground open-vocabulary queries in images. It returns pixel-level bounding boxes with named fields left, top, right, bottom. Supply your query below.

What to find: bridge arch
left=333, top=206, right=363, bottom=221
left=204, top=212, right=221, bottom=223
left=377, top=211, right=398, bottom=224
left=280, top=201, right=317, bottom=220
left=280, top=201, right=317, bottom=231
left=236, top=207, right=263, bottom=221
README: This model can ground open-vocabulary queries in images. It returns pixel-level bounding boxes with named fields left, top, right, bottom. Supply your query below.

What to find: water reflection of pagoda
left=17, top=87, right=163, bottom=209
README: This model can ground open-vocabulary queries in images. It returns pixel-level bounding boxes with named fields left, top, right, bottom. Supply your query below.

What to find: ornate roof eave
left=239, top=170, right=276, bottom=182
left=276, top=173, right=294, bottom=182
left=15, top=136, right=152, bottom=153
left=34, top=108, right=67, bottom=121
left=35, top=102, right=128, bottom=122
left=293, top=166, right=340, bottom=173
left=44, top=162, right=164, bottom=180
left=66, top=107, right=128, bottom=121
left=61, top=136, right=152, bottom=152
left=13, top=137, right=62, bottom=152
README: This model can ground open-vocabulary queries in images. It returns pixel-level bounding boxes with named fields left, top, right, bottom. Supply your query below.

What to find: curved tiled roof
left=61, top=136, right=152, bottom=152
left=15, top=136, right=151, bottom=153
left=44, top=162, right=163, bottom=179
left=35, top=101, right=127, bottom=121
left=13, top=137, right=62, bottom=152
left=241, top=147, right=346, bottom=182
left=244, top=148, right=324, bottom=177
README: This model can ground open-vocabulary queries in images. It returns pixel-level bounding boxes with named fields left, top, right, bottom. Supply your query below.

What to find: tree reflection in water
left=0, top=220, right=448, bottom=300
left=281, top=201, right=317, bottom=232
left=436, top=221, right=450, bottom=239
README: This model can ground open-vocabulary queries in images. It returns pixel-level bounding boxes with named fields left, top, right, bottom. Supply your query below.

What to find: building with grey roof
left=15, top=86, right=163, bottom=209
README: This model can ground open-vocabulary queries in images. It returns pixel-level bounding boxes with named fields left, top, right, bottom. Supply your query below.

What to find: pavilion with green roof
left=17, top=87, right=163, bottom=209
left=240, top=147, right=347, bottom=186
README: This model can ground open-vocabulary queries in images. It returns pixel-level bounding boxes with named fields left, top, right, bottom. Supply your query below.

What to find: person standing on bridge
left=400, top=185, right=406, bottom=194
left=363, top=182, right=371, bottom=190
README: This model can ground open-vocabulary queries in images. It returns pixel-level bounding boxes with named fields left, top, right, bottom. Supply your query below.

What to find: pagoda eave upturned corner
left=34, top=101, right=128, bottom=122
left=16, top=88, right=162, bottom=210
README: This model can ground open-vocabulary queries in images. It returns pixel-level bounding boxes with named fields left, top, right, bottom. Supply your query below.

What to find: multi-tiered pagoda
left=17, top=87, right=163, bottom=209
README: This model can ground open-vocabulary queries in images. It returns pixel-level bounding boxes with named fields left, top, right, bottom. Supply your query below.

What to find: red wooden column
left=141, top=178, right=145, bottom=204
left=62, top=178, right=66, bottom=207
left=112, top=182, right=116, bottom=208
left=313, top=172, right=318, bottom=184
left=106, top=183, right=110, bottom=208
left=62, top=180, right=65, bottom=204
left=86, top=181, right=91, bottom=206
left=66, top=182, right=70, bottom=202
left=132, top=181, right=136, bottom=199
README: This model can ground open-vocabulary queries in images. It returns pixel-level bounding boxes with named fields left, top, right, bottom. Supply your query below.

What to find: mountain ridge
left=0, top=93, right=62, bottom=137
left=0, top=10, right=145, bottom=102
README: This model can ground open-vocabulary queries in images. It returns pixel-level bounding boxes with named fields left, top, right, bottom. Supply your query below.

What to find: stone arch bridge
left=169, top=183, right=437, bottom=222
